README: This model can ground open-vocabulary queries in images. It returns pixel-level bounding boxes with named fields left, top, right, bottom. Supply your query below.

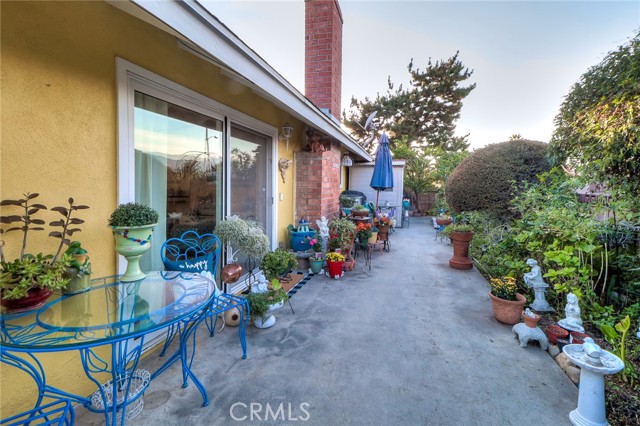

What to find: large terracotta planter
left=449, top=231, right=474, bottom=270
left=489, top=292, right=526, bottom=325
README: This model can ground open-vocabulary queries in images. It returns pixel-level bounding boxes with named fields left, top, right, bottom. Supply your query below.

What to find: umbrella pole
left=376, top=191, right=380, bottom=209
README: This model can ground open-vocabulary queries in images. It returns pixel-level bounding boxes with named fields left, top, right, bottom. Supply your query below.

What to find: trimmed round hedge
left=445, top=140, right=551, bottom=217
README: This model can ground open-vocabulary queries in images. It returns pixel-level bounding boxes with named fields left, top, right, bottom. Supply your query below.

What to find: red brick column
left=305, top=0, right=343, bottom=118
left=295, top=147, right=341, bottom=226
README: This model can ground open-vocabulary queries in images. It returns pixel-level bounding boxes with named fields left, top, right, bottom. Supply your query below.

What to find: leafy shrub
left=445, top=140, right=551, bottom=218
left=108, top=202, right=159, bottom=227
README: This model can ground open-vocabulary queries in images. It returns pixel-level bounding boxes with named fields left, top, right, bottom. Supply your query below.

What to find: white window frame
left=116, top=58, right=278, bottom=276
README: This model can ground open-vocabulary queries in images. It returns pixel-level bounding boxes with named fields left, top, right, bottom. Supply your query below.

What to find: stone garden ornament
left=558, top=293, right=585, bottom=332
left=512, top=308, right=549, bottom=350
left=523, top=258, right=554, bottom=312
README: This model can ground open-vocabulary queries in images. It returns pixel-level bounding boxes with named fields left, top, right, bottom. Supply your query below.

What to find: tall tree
left=344, top=52, right=476, bottom=153
left=549, top=31, right=640, bottom=196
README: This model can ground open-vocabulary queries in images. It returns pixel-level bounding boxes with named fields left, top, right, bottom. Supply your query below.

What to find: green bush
left=445, top=140, right=551, bottom=218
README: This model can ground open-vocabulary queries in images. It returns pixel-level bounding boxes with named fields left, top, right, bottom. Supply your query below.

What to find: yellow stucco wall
left=1, top=1, right=302, bottom=416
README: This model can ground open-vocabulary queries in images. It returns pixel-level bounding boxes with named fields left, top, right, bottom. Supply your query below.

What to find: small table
left=1, top=272, right=218, bottom=426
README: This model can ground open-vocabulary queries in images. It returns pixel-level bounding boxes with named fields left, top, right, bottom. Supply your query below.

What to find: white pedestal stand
left=562, top=343, right=624, bottom=426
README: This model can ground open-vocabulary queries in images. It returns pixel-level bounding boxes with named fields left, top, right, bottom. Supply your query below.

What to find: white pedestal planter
left=563, top=341, right=624, bottom=426
left=253, top=300, right=284, bottom=329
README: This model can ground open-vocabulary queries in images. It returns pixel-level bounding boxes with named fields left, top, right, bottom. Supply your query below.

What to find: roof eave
left=109, top=0, right=372, bottom=161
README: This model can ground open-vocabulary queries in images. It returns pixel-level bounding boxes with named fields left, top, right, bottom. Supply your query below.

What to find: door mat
left=280, top=272, right=313, bottom=298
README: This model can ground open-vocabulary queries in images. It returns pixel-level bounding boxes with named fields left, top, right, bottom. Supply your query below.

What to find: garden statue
left=523, top=258, right=554, bottom=312
left=558, top=293, right=585, bottom=332
left=316, top=216, right=329, bottom=239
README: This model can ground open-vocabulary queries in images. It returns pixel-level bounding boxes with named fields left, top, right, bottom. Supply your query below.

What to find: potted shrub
left=329, top=217, right=356, bottom=259
left=442, top=223, right=474, bottom=270
left=375, top=214, right=391, bottom=240
left=0, top=193, right=89, bottom=309
left=339, top=194, right=357, bottom=216
left=108, top=202, right=159, bottom=282
left=246, top=283, right=288, bottom=329
left=351, top=204, right=369, bottom=218
left=435, top=213, right=452, bottom=226
left=488, top=276, right=526, bottom=324
left=259, top=249, right=298, bottom=281
left=326, top=251, right=345, bottom=279
left=62, top=241, right=92, bottom=294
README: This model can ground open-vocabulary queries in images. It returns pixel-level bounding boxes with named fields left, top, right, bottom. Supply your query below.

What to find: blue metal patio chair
left=160, top=231, right=249, bottom=358
left=0, top=400, right=74, bottom=426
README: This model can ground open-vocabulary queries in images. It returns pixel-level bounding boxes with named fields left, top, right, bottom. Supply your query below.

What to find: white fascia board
left=120, top=0, right=372, bottom=161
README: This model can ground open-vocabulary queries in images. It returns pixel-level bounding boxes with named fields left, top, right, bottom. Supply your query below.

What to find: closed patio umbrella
left=370, top=132, right=394, bottom=207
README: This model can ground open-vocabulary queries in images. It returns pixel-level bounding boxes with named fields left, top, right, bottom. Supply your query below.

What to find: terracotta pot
left=449, top=231, right=474, bottom=270
left=523, top=312, right=541, bottom=328
left=545, top=324, right=569, bottom=345
left=351, top=210, right=369, bottom=217
left=1, top=287, right=53, bottom=312
left=435, top=218, right=452, bottom=226
left=488, top=292, right=526, bottom=325
left=326, top=260, right=344, bottom=278
left=570, top=331, right=589, bottom=345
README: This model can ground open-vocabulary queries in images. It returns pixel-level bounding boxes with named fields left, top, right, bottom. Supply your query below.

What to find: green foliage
left=338, top=195, right=357, bottom=208
left=246, top=288, right=288, bottom=320
left=550, top=31, right=640, bottom=196
left=108, top=202, right=159, bottom=227
left=1, top=253, right=73, bottom=299
left=328, top=217, right=356, bottom=255
left=0, top=193, right=89, bottom=299
left=600, top=315, right=637, bottom=386
left=259, top=249, right=297, bottom=281
left=441, top=223, right=474, bottom=238
left=344, top=52, right=475, bottom=152
left=214, top=216, right=270, bottom=260
left=445, top=140, right=551, bottom=217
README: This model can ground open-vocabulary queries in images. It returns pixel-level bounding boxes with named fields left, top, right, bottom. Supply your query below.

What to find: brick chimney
left=305, top=0, right=343, bottom=120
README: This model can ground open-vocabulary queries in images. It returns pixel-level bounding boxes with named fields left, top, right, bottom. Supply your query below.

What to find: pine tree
left=344, top=52, right=476, bottom=153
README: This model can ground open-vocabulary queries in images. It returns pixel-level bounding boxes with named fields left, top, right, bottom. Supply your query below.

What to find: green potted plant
left=488, top=276, right=526, bottom=324
left=0, top=193, right=89, bottom=309
left=339, top=195, right=357, bottom=216
left=108, top=202, right=159, bottom=282
left=329, top=217, right=356, bottom=258
left=260, top=248, right=298, bottom=281
left=246, top=283, right=288, bottom=328
left=442, top=223, right=474, bottom=270
left=351, top=204, right=369, bottom=217
left=62, top=241, right=92, bottom=294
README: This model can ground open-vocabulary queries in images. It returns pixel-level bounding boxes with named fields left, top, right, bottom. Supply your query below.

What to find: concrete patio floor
left=76, top=217, right=578, bottom=425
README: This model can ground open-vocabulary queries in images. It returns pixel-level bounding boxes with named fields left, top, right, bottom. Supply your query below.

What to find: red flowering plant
left=355, top=222, right=373, bottom=241
left=375, top=214, right=391, bottom=226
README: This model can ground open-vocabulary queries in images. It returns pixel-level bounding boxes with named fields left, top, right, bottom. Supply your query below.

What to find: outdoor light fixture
left=281, top=122, right=293, bottom=150
left=341, top=153, right=353, bottom=167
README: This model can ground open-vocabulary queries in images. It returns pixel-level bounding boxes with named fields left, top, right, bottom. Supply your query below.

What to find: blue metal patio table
left=1, top=271, right=219, bottom=426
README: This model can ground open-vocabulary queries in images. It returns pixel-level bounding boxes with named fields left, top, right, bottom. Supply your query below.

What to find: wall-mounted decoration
left=278, top=158, right=293, bottom=183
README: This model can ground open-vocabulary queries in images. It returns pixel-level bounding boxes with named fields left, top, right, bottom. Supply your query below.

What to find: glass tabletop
left=0, top=271, right=216, bottom=350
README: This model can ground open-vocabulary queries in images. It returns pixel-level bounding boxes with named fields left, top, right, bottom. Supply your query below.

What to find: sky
left=202, top=0, right=640, bottom=149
